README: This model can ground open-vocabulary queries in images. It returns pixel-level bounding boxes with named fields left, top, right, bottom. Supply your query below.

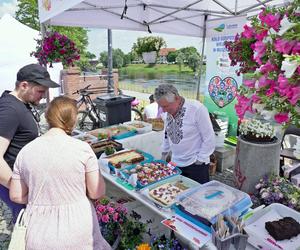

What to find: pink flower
left=107, top=206, right=115, bottom=214
left=113, top=212, right=119, bottom=222
left=243, top=79, right=255, bottom=88
left=241, top=25, right=254, bottom=38
left=260, top=61, right=278, bottom=74
left=96, top=205, right=106, bottom=213
left=101, top=214, right=110, bottom=223
left=259, top=11, right=281, bottom=31
left=252, top=41, right=266, bottom=65
left=274, top=113, right=289, bottom=123
left=274, top=39, right=297, bottom=54
left=292, top=42, right=300, bottom=54
left=251, top=94, right=261, bottom=103
left=255, top=29, right=268, bottom=41
left=288, top=86, right=300, bottom=105
left=235, top=95, right=252, bottom=119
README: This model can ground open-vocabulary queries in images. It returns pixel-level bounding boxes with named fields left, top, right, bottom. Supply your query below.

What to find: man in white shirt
left=154, top=84, right=215, bottom=184
left=143, top=94, right=159, bottom=120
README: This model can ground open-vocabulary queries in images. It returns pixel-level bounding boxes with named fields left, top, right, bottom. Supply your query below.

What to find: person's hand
left=161, top=151, right=171, bottom=162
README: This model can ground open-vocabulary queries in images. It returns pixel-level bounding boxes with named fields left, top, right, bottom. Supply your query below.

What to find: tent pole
left=107, top=29, right=114, bottom=93
left=196, top=14, right=207, bottom=101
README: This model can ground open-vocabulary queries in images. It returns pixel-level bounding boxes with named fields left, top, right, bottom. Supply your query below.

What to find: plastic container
left=108, top=149, right=154, bottom=175
left=88, top=125, right=137, bottom=140
left=90, top=139, right=123, bottom=158
left=123, top=121, right=152, bottom=134
left=145, top=175, right=200, bottom=208
left=173, top=181, right=252, bottom=230
left=120, top=160, right=182, bottom=189
left=94, top=94, right=134, bottom=127
left=73, top=133, right=98, bottom=144
left=244, top=203, right=300, bottom=250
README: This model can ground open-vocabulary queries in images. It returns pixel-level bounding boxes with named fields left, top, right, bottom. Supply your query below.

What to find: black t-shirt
left=0, top=91, right=39, bottom=169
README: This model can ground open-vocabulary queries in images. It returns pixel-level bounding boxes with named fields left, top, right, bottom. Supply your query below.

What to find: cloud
left=0, top=0, right=17, bottom=17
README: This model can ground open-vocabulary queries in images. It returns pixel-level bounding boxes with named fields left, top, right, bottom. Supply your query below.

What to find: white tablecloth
left=116, top=130, right=164, bottom=159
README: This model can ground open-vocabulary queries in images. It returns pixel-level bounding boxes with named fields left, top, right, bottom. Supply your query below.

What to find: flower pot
left=234, top=136, right=280, bottom=194
left=142, top=51, right=157, bottom=64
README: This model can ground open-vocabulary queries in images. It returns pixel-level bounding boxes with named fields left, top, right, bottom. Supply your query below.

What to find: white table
left=116, top=131, right=164, bottom=159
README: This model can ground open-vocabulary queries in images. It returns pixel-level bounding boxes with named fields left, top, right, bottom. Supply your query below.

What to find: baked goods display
left=265, top=217, right=300, bottom=241
left=122, top=161, right=180, bottom=187
left=146, top=118, right=164, bottom=131
left=89, top=125, right=136, bottom=139
left=75, top=134, right=97, bottom=144
left=149, top=181, right=189, bottom=206
left=91, top=140, right=122, bottom=157
left=106, top=150, right=145, bottom=168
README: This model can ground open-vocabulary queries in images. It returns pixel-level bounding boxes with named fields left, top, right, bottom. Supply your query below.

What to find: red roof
left=159, top=48, right=176, bottom=56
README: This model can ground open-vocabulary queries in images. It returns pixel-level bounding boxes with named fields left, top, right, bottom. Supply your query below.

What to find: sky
left=0, top=0, right=203, bottom=56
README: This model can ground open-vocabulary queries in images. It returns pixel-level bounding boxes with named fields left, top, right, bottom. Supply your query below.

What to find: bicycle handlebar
left=72, top=84, right=91, bottom=95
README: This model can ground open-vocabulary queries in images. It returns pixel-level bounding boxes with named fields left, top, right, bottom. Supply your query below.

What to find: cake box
left=173, top=180, right=252, bottom=232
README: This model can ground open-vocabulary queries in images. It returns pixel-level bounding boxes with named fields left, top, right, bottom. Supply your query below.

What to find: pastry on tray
left=149, top=181, right=189, bottom=206
left=106, top=150, right=144, bottom=168
left=265, top=217, right=300, bottom=241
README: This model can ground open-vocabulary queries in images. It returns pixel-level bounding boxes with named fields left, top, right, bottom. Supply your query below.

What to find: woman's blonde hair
left=45, top=96, right=78, bottom=135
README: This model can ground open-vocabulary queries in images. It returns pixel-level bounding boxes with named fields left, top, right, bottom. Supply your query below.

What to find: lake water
left=119, top=72, right=206, bottom=98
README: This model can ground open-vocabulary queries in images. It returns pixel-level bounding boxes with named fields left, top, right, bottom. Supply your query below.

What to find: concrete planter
left=233, top=136, right=280, bottom=194
left=142, top=51, right=157, bottom=64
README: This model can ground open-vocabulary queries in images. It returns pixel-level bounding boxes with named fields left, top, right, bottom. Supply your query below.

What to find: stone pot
left=233, top=136, right=281, bottom=194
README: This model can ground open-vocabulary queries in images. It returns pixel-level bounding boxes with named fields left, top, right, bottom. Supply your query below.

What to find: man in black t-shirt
left=0, top=64, right=59, bottom=222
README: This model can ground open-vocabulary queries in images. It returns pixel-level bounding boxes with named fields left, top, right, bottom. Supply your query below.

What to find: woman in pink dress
left=9, top=96, right=111, bottom=250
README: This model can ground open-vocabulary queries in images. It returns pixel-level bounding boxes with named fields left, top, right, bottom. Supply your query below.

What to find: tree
left=132, top=36, right=166, bottom=57
left=99, top=49, right=126, bottom=68
left=176, top=52, right=185, bottom=72
left=187, top=53, right=201, bottom=72
left=167, top=51, right=177, bottom=63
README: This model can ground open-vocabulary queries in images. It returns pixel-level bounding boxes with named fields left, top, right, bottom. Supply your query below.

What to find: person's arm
left=9, top=153, right=28, bottom=204
left=86, top=170, right=106, bottom=200
left=9, top=179, right=28, bottom=204
left=0, top=136, right=13, bottom=188
left=85, top=150, right=106, bottom=200
left=195, top=105, right=216, bottom=162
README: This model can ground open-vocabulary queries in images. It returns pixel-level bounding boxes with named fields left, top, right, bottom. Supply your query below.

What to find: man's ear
left=18, top=81, right=30, bottom=90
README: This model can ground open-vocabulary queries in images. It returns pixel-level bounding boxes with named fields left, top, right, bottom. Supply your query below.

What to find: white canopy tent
left=38, top=0, right=289, bottom=37
left=0, top=14, right=62, bottom=100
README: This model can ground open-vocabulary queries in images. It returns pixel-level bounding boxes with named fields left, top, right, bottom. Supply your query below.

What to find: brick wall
left=61, top=67, right=119, bottom=103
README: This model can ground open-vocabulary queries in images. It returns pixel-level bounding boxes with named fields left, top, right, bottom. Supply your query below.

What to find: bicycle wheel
left=131, top=108, right=143, bottom=121
left=77, top=111, right=95, bottom=131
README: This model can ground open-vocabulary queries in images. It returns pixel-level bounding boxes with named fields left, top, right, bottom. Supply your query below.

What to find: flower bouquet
left=225, top=0, right=300, bottom=127
left=31, top=31, right=80, bottom=68
left=239, top=118, right=276, bottom=143
left=254, top=174, right=300, bottom=212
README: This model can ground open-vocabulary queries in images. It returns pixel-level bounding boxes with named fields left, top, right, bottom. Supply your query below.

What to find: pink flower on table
left=274, top=39, right=297, bottom=54
left=101, top=214, right=110, bottom=223
left=113, top=212, right=119, bottom=222
left=241, top=25, right=254, bottom=38
left=107, top=206, right=115, bottom=214
left=96, top=204, right=106, bottom=213
left=274, top=113, right=289, bottom=124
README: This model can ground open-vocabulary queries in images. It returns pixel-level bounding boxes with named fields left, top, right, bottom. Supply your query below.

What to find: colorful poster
left=203, top=16, right=246, bottom=136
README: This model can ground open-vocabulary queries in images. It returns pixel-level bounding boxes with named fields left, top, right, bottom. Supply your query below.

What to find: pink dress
left=12, top=133, right=111, bottom=250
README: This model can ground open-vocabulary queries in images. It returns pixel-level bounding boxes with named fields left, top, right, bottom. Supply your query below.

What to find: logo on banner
left=214, top=24, right=225, bottom=32
left=208, top=76, right=237, bottom=108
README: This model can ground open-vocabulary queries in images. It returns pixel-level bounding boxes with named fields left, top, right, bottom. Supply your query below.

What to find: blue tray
left=120, top=160, right=182, bottom=189
left=108, top=150, right=154, bottom=174
left=111, top=129, right=137, bottom=140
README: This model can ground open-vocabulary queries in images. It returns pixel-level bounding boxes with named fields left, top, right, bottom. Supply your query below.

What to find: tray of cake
left=120, top=160, right=182, bottom=189
left=146, top=118, right=164, bottom=131
left=173, top=181, right=252, bottom=232
left=123, top=121, right=152, bottom=134
left=103, top=149, right=153, bottom=175
left=143, top=175, right=200, bottom=208
left=244, top=203, right=300, bottom=250
left=73, top=133, right=98, bottom=144
left=90, top=140, right=123, bottom=158
left=88, top=125, right=137, bottom=140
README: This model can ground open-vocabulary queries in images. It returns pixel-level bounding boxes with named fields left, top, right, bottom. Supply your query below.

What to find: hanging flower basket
left=31, top=31, right=80, bottom=68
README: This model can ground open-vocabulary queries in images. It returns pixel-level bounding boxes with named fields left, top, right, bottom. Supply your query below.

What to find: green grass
left=119, top=64, right=194, bottom=75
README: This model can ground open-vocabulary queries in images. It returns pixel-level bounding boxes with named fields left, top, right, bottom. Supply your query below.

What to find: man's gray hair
left=154, top=84, right=179, bottom=103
